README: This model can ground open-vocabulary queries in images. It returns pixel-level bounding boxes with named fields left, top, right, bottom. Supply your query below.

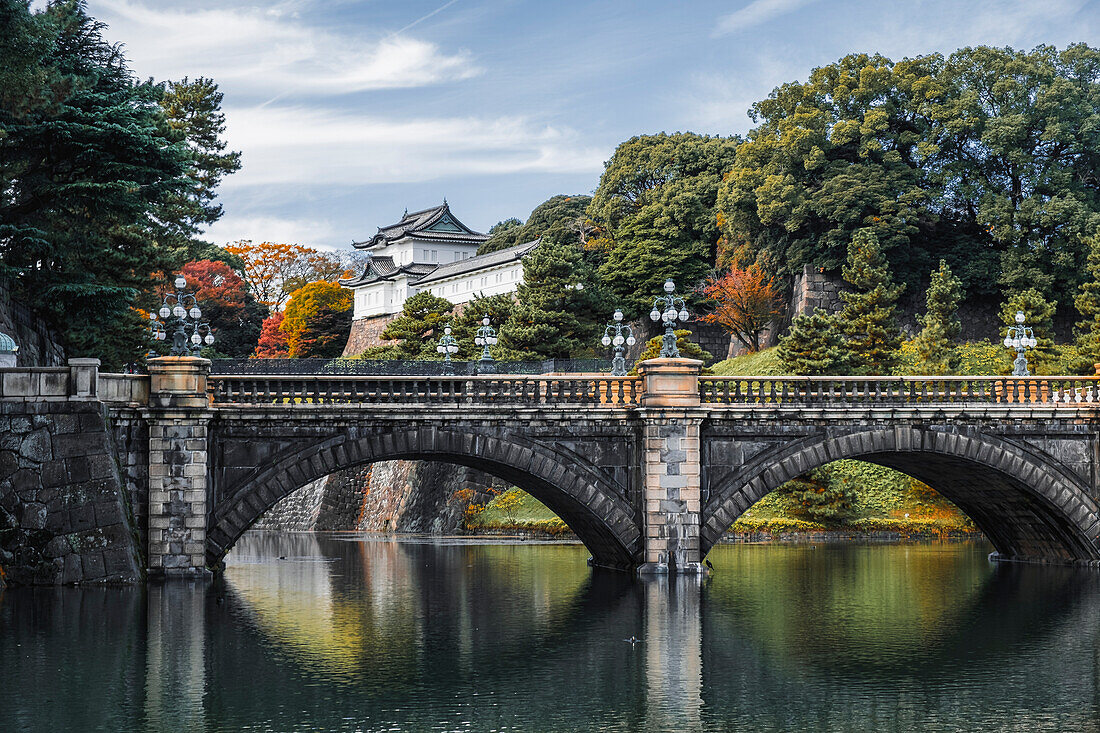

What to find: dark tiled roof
left=339, top=256, right=435, bottom=287
left=352, top=202, right=488, bottom=250
left=413, top=239, right=539, bottom=287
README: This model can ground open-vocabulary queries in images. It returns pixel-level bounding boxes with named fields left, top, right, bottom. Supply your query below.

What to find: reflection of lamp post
left=1003, top=309, right=1037, bottom=377
left=601, top=309, right=636, bottom=376
left=474, top=314, right=498, bottom=374
left=154, top=274, right=214, bottom=357
left=436, top=323, right=459, bottom=375
left=649, top=278, right=689, bottom=358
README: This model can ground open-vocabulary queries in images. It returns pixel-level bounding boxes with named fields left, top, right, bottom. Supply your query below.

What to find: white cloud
left=714, top=0, right=819, bottom=36
left=203, top=213, right=341, bottom=250
left=91, top=0, right=479, bottom=95
left=219, top=105, right=607, bottom=188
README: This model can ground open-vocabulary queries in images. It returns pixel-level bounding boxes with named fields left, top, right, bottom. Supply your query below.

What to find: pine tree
left=999, top=289, right=1057, bottom=375
left=452, top=293, right=519, bottom=360
left=0, top=2, right=192, bottom=367
left=839, top=229, right=904, bottom=374
left=1073, top=233, right=1100, bottom=373
left=500, top=237, right=603, bottom=359
left=361, top=291, right=453, bottom=360
left=913, top=259, right=964, bottom=374
left=777, top=310, right=857, bottom=376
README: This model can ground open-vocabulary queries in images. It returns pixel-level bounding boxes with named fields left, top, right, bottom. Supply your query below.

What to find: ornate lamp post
left=649, top=278, right=689, bottom=358
left=153, top=274, right=214, bottom=357
left=601, top=309, right=636, bottom=376
left=1003, top=310, right=1037, bottom=377
left=474, top=314, right=498, bottom=374
left=436, top=323, right=460, bottom=375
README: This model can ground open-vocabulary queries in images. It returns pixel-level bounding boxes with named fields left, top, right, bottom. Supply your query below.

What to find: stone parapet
left=637, top=358, right=704, bottom=408
left=147, top=357, right=210, bottom=409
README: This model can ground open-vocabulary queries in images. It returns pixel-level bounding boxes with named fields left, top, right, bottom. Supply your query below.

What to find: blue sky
left=86, top=0, right=1100, bottom=253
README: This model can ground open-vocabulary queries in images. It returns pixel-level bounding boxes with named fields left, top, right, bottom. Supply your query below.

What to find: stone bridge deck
left=2, top=357, right=1100, bottom=583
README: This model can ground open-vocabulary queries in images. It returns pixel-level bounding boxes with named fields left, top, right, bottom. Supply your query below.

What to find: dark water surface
left=2, top=533, right=1100, bottom=732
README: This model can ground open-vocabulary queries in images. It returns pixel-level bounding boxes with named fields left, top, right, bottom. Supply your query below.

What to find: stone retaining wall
left=0, top=401, right=142, bottom=584
left=255, top=460, right=502, bottom=534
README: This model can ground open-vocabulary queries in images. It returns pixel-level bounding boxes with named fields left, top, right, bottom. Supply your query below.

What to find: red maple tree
left=699, top=263, right=783, bottom=353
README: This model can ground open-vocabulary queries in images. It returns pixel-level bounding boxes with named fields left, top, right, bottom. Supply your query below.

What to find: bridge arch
left=208, top=426, right=643, bottom=572
left=701, top=427, right=1100, bottom=564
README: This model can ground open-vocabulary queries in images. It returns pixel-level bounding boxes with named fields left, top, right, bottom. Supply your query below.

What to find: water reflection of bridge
left=5, top=539, right=1100, bottom=729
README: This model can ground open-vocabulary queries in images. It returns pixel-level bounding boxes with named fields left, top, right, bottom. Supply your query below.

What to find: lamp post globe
left=1004, top=307, right=1036, bottom=377
left=475, top=315, right=498, bottom=374
left=601, top=307, right=636, bottom=376
left=150, top=271, right=215, bottom=357
left=650, top=278, right=689, bottom=358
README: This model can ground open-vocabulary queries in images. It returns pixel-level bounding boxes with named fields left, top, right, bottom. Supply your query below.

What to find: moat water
left=3, top=534, right=1100, bottom=732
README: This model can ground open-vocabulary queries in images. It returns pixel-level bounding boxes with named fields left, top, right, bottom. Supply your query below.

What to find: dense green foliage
left=0, top=1, right=237, bottom=368
left=1074, top=233, right=1100, bottom=371
left=913, top=259, right=964, bottom=374
left=632, top=329, right=713, bottom=369
left=451, top=293, right=518, bottom=360
left=717, top=45, right=1100, bottom=308
left=478, top=195, right=590, bottom=255
left=774, top=467, right=856, bottom=521
left=777, top=310, right=856, bottom=375
left=363, top=291, right=454, bottom=360
left=589, top=133, right=738, bottom=314
left=500, top=238, right=604, bottom=359
left=999, top=289, right=1057, bottom=374
left=839, top=229, right=904, bottom=374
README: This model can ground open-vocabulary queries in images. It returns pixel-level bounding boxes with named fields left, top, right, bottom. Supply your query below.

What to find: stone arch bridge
left=2, top=357, right=1100, bottom=582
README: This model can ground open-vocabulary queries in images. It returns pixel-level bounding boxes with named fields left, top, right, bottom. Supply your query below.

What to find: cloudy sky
left=86, top=0, right=1099, bottom=253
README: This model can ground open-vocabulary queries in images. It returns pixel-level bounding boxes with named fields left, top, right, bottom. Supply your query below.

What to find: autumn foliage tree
left=172, top=260, right=266, bottom=357
left=225, top=241, right=360, bottom=312
left=253, top=311, right=289, bottom=358
left=280, top=282, right=353, bottom=358
left=699, top=263, right=783, bottom=352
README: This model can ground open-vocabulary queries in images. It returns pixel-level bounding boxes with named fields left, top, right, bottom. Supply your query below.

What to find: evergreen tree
left=0, top=1, right=192, bottom=367
left=452, top=292, right=519, bottom=360
left=839, top=229, right=904, bottom=374
left=777, top=468, right=856, bottom=521
left=478, top=196, right=590, bottom=255
left=777, top=310, right=856, bottom=376
left=157, top=76, right=241, bottom=260
left=362, top=291, right=453, bottom=360
left=1073, top=233, right=1100, bottom=372
left=913, top=259, right=964, bottom=374
left=999, top=289, right=1057, bottom=374
left=500, top=238, right=603, bottom=359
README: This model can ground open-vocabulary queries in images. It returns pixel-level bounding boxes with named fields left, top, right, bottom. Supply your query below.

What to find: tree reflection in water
left=3, top=536, right=1100, bottom=732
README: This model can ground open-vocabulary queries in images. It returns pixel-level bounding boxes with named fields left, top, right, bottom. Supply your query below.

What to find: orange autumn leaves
left=699, top=262, right=783, bottom=353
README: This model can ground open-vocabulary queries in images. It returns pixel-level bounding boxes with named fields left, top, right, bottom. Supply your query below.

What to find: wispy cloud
left=713, top=0, right=820, bottom=36
left=219, top=105, right=607, bottom=188
left=203, top=213, right=340, bottom=249
left=92, top=0, right=479, bottom=95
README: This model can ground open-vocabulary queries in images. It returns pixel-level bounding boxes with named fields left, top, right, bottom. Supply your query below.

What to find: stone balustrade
left=699, top=375, right=1100, bottom=406
left=207, top=374, right=642, bottom=407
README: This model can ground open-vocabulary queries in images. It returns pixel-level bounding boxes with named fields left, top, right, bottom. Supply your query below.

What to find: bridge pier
left=637, top=359, right=706, bottom=575
left=145, top=357, right=212, bottom=579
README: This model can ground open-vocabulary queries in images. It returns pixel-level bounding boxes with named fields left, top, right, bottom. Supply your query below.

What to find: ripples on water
left=2, top=534, right=1100, bottom=732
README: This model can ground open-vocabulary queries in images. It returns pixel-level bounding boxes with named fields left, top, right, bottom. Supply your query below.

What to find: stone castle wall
left=255, top=460, right=503, bottom=533
left=0, top=285, right=65, bottom=367
left=343, top=314, right=400, bottom=356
